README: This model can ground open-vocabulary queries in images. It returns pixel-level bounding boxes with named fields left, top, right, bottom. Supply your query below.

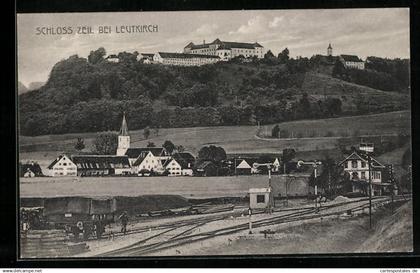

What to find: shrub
left=325, top=131, right=334, bottom=137
left=279, top=129, right=290, bottom=138
left=296, top=132, right=304, bottom=138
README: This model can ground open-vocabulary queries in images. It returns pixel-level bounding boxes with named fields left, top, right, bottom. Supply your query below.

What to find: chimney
left=203, top=40, right=205, bottom=45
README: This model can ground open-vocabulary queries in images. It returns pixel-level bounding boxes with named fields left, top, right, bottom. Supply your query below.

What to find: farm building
left=71, top=155, right=131, bottom=176
left=47, top=155, right=77, bottom=177
left=338, top=151, right=387, bottom=196
left=164, top=152, right=195, bottom=176
left=194, top=161, right=218, bottom=176
left=20, top=161, right=43, bottom=177
left=339, top=54, right=365, bottom=69
left=129, top=148, right=170, bottom=175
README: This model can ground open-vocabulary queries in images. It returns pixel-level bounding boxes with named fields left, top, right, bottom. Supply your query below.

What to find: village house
left=339, top=54, right=365, bottom=69
left=183, top=38, right=264, bottom=61
left=338, top=151, right=386, bottom=196
left=72, top=155, right=132, bottom=176
left=47, top=154, right=78, bottom=177
left=129, top=147, right=170, bottom=175
left=138, top=53, right=154, bottom=64
left=194, top=161, right=218, bottom=176
left=105, top=54, right=119, bottom=63
left=20, top=161, right=43, bottom=178
left=164, top=152, right=195, bottom=176
left=235, top=158, right=260, bottom=175
left=153, top=52, right=220, bottom=66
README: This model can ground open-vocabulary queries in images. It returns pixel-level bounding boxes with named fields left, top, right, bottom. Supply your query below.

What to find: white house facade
left=184, top=38, right=264, bottom=61
left=153, top=52, right=220, bottom=66
left=339, top=55, right=365, bottom=70
left=47, top=154, right=77, bottom=177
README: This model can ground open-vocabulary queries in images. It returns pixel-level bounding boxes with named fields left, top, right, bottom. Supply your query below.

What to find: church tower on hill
left=327, top=43, right=333, bottom=56
left=117, top=113, right=130, bottom=156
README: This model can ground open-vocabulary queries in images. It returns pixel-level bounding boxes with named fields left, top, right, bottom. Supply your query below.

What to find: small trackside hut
left=249, top=188, right=271, bottom=210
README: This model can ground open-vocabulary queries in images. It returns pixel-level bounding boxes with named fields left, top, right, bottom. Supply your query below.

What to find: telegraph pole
left=368, top=153, right=372, bottom=229
left=360, top=142, right=374, bottom=229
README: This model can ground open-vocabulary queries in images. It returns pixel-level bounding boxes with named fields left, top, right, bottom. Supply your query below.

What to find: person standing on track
left=118, top=211, right=129, bottom=235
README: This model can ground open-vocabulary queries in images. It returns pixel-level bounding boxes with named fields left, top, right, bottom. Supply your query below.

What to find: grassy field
left=263, top=110, right=411, bottom=138
left=20, top=175, right=310, bottom=199
left=301, top=73, right=410, bottom=113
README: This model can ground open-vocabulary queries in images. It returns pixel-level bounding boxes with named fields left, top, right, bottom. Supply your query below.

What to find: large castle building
left=183, top=38, right=264, bottom=61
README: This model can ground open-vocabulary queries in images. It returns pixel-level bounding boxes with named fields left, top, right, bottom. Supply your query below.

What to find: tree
left=153, top=127, right=159, bottom=136
left=162, top=140, right=176, bottom=155
left=143, top=127, right=151, bottom=139
left=177, top=145, right=185, bottom=153
left=310, top=157, right=351, bottom=197
left=281, top=148, right=296, bottom=173
left=272, top=124, right=280, bottom=138
left=197, top=145, right=227, bottom=165
left=88, top=47, right=106, bottom=65
left=147, top=141, right=156, bottom=147
left=278, top=48, right=290, bottom=63
left=264, top=50, right=275, bottom=59
left=74, top=137, right=85, bottom=151
left=93, top=132, right=118, bottom=155
left=401, top=148, right=412, bottom=170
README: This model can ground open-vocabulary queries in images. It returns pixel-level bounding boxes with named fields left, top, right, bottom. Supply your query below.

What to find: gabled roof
left=184, top=42, right=195, bottom=49
left=20, top=162, right=43, bottom=175
left=195, top=160, right=216, bottom=170
left=140, top=53, right=155, bottom=58
left=338, top=151, right=385, bottom=168
left=48, top=154, right=72, bottom=169
left=125, top=148, right=165, bottom=159
left=157, top=52, right=220, bottom=59
left=340, top=54, right=363, bottom=62
left=236, top=158, right=259, bottom=168
left=172, top=152, right=195, bottom=169
left=71, top=155, right=130, bottom=169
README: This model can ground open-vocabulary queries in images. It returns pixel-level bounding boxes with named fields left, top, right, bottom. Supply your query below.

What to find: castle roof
left=157, top=52, right=220, bottom=59
left=340, top=54, right=363, bottom=62
left=328, top=43, right=332, bottom=49
left=184, top=38, right=264, bottom=51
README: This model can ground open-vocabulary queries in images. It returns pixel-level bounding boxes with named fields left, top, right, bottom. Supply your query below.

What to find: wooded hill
left=18, top=48, right=410, bottom=136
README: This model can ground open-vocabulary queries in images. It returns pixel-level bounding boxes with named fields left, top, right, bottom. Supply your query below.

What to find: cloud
left=269, top=16, right=283, bottom=28
left=229, top=16, right=266, bottom=35
left=194, top=23, right=218, bottom=36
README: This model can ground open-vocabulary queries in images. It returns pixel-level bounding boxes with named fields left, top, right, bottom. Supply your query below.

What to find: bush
left=325, top=131, right=334, bottom=137
left=296, top=132, right=304, bottom=138
left=279, top=129, right=290, bottom=138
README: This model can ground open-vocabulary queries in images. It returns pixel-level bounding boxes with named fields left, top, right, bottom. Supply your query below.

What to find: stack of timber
left=20, top=229, right=88, bottom=258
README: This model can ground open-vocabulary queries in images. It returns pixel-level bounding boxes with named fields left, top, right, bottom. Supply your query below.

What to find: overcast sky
left=17, top=8, right=409, bottom=86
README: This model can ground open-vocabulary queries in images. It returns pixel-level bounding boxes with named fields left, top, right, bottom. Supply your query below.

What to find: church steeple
left=117, top=112, right=130, bottom=156
left=327, top=43, right=333, bottom=56
left=120, top=112, right=129, bottom=136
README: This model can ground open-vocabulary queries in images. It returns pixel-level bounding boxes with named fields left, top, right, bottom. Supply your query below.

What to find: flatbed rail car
left=43, top=196, right=117, bottom=240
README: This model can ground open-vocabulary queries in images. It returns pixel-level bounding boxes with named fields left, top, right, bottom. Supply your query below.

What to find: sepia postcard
left=17, top=8, right=412, bottom=259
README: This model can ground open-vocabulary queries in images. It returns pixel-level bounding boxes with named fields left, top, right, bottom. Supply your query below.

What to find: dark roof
left=340, top=54, right=363, bottom=62
left=47, top=154, right=70, bottom=169
left=184, top=42, right=195, bottom=48
left=171, top=152, right=195, bottom=169
left=71, top=155, right=130, bottom=169
left=125, top=148, right=165, bottom=159
left=141, top=53, right=154, bottom=57
left=195, top=160, right=216, bottom=170
left=107, top=54, right=119, bottom=59
left=20, top=162, right=43, bottom=176
left=158, top=52, right=220, bottom=59
left=185, top=38, right=264, bottom=51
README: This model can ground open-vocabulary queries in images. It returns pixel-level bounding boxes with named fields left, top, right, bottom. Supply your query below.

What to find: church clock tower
left=327, top=43, right=333, bottom=56
left=116, top=113, right=130, bottom=156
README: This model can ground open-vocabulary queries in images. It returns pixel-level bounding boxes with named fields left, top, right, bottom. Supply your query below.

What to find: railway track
left=96, top=195, right=409, bottom=256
